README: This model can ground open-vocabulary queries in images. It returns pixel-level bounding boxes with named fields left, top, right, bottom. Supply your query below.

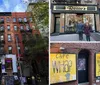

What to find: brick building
left=50, top=43, right=100, bottom=85
left=50, top=0, right=100, bottom=34
left=0, top=12, right=39, bottom=75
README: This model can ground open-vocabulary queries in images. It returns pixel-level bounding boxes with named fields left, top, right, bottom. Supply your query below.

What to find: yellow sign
left=96, top=53, right=100, bottom=77
left=50, top=53, right=76, bottom=84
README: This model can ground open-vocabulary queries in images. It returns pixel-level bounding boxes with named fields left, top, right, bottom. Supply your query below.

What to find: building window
left=0, top=25, right=4, bottom=31
left=64, top=14, right=94, bottom=33
left=18, top=18, right=22, bottom=22
left=7, top=25, right=10, bottom=31
left=0, top=47, right=4, bottom=51
left=13, top=18, right=16, bottom=22
left=8, top=34, right=12, bottom=41
left=0, top=35, right=4, bottom=41
left=8, top=46, right=12, bottom=54
left=14, top=25, right=17, bottom=31
left=18, top=46, right=21, bottom=54
left=29, top=17, right=33, bottom=22
left=15, top=34, right=19, bottom=42
left=26, top=25, right=30, bottom=30
left=20, top=25, right=24, bottom=30
left=1, top=18, right=4, bottom=22
left=6, top=18, right=10, bottom=22
left=24, top=17, right=27, bottom=22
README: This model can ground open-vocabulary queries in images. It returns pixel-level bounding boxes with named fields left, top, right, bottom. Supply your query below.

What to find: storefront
left=1, top=54, right=17, bottom=75
left=51, top=4, right=99, bottom=34
left=50, top=43, right=100, bottom=85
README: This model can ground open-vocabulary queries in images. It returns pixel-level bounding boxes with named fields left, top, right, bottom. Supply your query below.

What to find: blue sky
left=0, top=0, right=29, bottom=12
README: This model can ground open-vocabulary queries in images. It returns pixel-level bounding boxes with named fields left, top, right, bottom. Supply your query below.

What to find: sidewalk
left=91, top=33, right=100, bottom=41
left=50, top=34, right=95, bottom=41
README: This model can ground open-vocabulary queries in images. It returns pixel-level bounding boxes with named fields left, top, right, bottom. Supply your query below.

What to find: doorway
left=5, top=58, right=13, bottom=75
left=78, top=49, right=89, bottom=83
left=54, top=17, right=60, bottom=33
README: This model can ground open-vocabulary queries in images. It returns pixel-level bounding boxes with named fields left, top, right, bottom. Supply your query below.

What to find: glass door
left=78, top=50, right=89, bottom=83
left=54, top=17, right=60, bottom=33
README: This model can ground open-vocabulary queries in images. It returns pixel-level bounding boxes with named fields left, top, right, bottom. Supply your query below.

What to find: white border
left=49, top=0, right=51, bottom=85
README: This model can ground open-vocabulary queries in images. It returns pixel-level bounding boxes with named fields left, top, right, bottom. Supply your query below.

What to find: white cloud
left=0, top=8, right=4, bottom=12
left=3, top=0, right=10, bottom=10
left=23, top=0, right=37, bottom=3
left=13, top=4, right=26, bottom=12
left=23, top=0, right=29, bottom=3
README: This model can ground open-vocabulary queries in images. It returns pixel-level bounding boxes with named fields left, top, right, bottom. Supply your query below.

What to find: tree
left=23, top=34, right=48, bottom=62
left=23, top=1, right=49, bottom=62
left=28, top=2, right=49, bottom=37
left=22, top=32, right=48, bottom=84
left=21, top=2, right=49, bottom=84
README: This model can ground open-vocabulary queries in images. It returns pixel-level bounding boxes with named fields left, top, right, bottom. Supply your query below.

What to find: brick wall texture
left=50, top=43, right=100, bottom=85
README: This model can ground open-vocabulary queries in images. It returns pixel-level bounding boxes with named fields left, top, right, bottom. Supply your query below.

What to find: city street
left=50, top=33, right=100, bottom=41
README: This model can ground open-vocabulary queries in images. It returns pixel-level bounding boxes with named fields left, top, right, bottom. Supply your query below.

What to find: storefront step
left=51, top=32, right=76, bottom=36
left=78, top=82, right=89, bottom=85
left=51, top=33, right=60, bottom=36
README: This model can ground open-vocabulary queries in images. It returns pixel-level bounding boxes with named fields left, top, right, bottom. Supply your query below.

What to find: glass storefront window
left=0, top=35, right=4, bottom=40
left=78, top=59, right=86, bottom=71
left=65, top=14, right=95, bottom=33
left=83, top=14, right=95, bottom=31
left=65, top=14, right=77, bottom=33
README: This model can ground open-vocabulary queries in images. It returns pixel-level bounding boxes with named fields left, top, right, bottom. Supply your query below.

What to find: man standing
left=76, top=20, right=84, bottom=41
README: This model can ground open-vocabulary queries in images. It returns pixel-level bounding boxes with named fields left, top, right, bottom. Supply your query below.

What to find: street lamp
left=16, top=36, right=24, bottom=85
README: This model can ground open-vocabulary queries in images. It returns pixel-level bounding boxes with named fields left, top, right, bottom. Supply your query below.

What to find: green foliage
left=23, top=2, right=49, bottom=66
left=31, top=2, right=49, bottom=29
left=23, top=34, right=48, bottom=62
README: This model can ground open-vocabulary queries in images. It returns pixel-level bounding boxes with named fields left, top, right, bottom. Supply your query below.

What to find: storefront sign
left=66, top=6, right=87, bottom=11
left=96, top=53, right=100, bottom=77
left=52, top=5, right=98, bottom=13
left=50, top=53, right=76, bottom=84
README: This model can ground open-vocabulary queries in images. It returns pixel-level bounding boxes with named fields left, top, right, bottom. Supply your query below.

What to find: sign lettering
left=66, top=6, right=87, bottom=11
left=50, top=53, right=76, bottom=84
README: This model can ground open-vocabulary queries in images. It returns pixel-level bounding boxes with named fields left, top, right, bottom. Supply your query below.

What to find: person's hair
left=85, top=21, right=89, bottom=25
left=78, top=20, right=82, bottom=23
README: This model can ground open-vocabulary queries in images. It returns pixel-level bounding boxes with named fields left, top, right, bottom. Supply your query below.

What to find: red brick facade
left=50, top=43, right=100, bottom=85
left=0, top=12, right=39, bottom=58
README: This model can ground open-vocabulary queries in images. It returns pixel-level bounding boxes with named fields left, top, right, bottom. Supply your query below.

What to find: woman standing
left=84, top=22, right=92, bottom=41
